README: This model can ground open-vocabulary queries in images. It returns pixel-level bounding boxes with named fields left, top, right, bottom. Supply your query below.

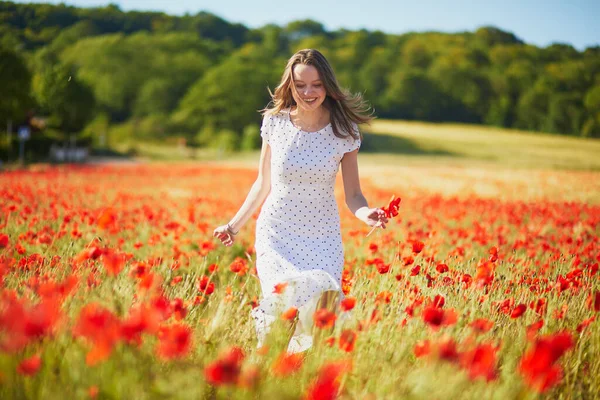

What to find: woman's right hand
left=213, top=224, right=235, bottom=247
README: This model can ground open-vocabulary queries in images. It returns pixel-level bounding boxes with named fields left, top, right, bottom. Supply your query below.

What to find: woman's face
left=290, top=64, right=327, bottom=111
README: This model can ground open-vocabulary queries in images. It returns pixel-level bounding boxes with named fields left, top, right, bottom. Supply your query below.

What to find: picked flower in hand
left=366, top=195, right=402, bottom=237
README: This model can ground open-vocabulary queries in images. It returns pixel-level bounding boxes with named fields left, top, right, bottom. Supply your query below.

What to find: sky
left=12, top=0, right=600, bottom=50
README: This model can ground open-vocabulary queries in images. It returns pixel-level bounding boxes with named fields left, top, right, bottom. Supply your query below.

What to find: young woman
left=213, top=49, right=388, bottom=353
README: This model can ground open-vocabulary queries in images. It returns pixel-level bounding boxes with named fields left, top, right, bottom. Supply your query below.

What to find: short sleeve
left=343, top=123, right=361, bottom=153
left=260, top=114, right=273, bottom=145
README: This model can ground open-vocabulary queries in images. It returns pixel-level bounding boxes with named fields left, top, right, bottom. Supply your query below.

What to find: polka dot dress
left=251, top=107, right=361, bottom=353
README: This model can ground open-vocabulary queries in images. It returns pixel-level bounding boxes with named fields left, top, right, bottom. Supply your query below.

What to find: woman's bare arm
left=341, top=149, right=388, bottom=228
left=213, top=140, right=271, bottom=246
left=227, top=140, right=272, bottom=233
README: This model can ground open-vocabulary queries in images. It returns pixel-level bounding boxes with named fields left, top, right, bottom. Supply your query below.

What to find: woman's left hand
left=356, top=207, right=389, bottom=229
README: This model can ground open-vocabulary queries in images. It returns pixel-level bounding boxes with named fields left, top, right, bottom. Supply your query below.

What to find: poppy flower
left=460, top=343, right=498, bottom=381
left=410, top=240, right=425, bottom=254
left=273, top=282, right=288, bottom=294
left=382, top=196, right=402, bottom=218
left=511, top=304, right=527, bottom=318
left=470, top=318, right=494, bottom=333
left=198, top=276, right=215, bottom=295
left=339, top=329, right=357, bottom=352
left=281, top=307, right=298, bottom=321
left=340, top=297, right=356, bottom=311
left=17, top=353, right=42, bottom=376
left=204, top=346, right=245, bottom=386
left=229, top=257, right=248, bottom=276
left=0, top=234, right=9, bottom=248
left=436, top=263, right=449, bottom=273
left=314, top=309, right=337, bottom=329
left=304, top=360, right=352, bottom=400
left=422, top=305, right=458, bottom=329
left=413, top=340, right=431, bottom=357
left=518, top=331, right=574, bottom=393
left=272, top=352, right=304, bottom=376
left=73, top=303, right=121, bottom=366
left=156, top=323, right=192, bottom=360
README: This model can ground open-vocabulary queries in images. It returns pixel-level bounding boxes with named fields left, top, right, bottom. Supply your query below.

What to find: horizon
left=9, top=0, right=600, bottom=51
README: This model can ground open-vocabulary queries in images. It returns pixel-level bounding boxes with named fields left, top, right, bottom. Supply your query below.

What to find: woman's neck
left=290, top=106, right=329, bottom=129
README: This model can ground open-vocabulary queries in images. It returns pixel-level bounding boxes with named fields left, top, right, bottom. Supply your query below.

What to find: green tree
left=61, top=32, right=221, bottom=120
left=33, top=63, right=95, bottom=135
left=284, top=20, right=327, bottom=41
left=546, top=93, right=584, bottom=134
left=582, top=85, right=600, bottom=137
left=0, top=46, right=32, bottom=126
left=515, top=83, right=552, bottom=132
left=172, top=43, right=277, bottom=137
left=382, top=70, right=453, bottom=121
left=474, top=26, right=523, bottom=47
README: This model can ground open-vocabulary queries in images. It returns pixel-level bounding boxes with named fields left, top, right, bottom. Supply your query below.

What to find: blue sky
left=13, top=0, right=600, bottom=50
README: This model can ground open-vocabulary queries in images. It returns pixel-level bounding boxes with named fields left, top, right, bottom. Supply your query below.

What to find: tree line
left=1, top=1, right=599, bottom=158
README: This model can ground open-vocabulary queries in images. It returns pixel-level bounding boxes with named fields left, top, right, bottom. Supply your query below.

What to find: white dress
left=251, top=108, right=361, bottom=353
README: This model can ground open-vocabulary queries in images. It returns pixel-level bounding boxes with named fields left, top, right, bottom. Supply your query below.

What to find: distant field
left=190, top=120, right=600, bottom=204
left=115, top=119, right=600, bottom=171
left=362, top=119, right=600, bottom=171
left=107, top=120, right=600, bottom=203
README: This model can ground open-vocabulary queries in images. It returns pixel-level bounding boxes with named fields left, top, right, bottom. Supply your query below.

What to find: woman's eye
left=314, top=84, right=322, bottom=88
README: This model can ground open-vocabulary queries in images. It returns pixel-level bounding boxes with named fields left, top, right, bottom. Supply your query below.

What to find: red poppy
left=272, top=352, right=304, bottom=376
left=577, top=316, right=595, bottom=333
left=198, top=276, right=215, bottom=295
left=314, top=309, right=337, bottom=329
left=432, top=295, right=445, bottom=308
left=518, top=331, right=574, bottom=393
left=339, top=329, right=357, bottom=352
left=375, top=291, right=393, bottom=304
left=0, top=234, right=9, bottom=248
left=304, top=360, right=352, bottom=400
left=97, top=207, right=117, bottom=230
left=410, top=240, right=425, bottom=254
left=17, top=353, right=42, bottom=376
left=413, top=340, right=431, bottom=357
left=437, top=339, right=460, bottom=363
left=470, top=318, right=494, bottom=333
left=229, top=257, right=248, bottom=276
left=526, top=320, right=544, bottom=340
left=102, top=249, right=125, bottom=276
left=340, top=297, right=356, bottom=311
left=273, top=282, right=288, bottom=294
left=281, top=307, right=298, bottom=321
left=382, top=196, right=402, bottom=218
left=511, top=304, right=527, bottom=318
left=460, top=343, right=498, bottom=381
left=156, top=323, right=192, bottom=360
left=204, top=346, right=245, bottom=386
left=422, top=305, right=458, bottom=329
left=475, top=260, right=494, bottom=287
left=436, top=263, right=449, bottom=273
left=73, top=303, right=121, bottom=366
left=170, top=298, right=187, bottom=321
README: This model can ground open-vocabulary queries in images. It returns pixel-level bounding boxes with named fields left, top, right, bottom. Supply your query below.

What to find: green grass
left=106, top=120, right=600, bottom=172
left=362, top=120, right=600, bottom=170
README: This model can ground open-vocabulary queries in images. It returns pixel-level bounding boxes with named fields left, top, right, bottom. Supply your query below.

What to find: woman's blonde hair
left=261, top=49, right=373, bottom=140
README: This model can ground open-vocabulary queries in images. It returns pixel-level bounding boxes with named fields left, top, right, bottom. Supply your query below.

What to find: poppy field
left=0, top=162, right=599, bottom=399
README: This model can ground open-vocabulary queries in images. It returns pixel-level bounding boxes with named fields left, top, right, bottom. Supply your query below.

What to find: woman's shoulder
left=262, top=108, right=289, bottom=124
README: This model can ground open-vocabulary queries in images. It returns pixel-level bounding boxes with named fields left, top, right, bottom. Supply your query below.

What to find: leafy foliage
left=1, top=0, right=599, bottom=148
